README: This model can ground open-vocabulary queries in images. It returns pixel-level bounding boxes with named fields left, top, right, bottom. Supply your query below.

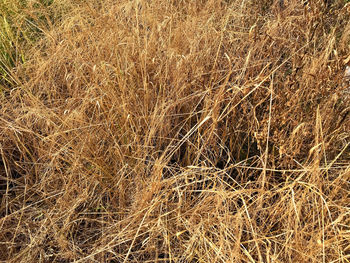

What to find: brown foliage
left=0, top=0, right=349, bottom=262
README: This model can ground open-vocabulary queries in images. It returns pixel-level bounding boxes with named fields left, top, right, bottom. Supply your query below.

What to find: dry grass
left=0, top=0, right=350, bottom=262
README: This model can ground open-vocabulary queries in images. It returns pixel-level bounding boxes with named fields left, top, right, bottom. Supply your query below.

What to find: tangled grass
left=0, top=0, right=349, bottom=262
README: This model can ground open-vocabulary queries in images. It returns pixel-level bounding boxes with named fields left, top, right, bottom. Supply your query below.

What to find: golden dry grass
left=0, top=0, right=350, bottom=262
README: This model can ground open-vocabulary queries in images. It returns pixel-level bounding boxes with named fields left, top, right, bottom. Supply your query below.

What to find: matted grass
left=0, top=0, right=349, bottom=262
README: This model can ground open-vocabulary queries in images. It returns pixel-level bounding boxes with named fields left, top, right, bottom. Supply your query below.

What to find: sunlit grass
left=0, top=0, right=65, bottom=90
left=0, top=0, right=349, bottom=262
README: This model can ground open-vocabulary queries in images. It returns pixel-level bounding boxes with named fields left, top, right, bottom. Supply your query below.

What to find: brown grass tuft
left=1, top=0, right=349, bottom=262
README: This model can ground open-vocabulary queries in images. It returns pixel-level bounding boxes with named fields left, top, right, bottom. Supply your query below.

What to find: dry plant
left=0, top=0, right=349, bottom=262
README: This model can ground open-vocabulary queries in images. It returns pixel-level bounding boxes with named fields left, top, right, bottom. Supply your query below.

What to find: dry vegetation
left=0, top=0, right=350, bottom=262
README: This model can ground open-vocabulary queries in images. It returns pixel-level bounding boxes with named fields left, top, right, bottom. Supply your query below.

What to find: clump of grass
left=0, top=0, right=349, bottom=262
left=0, top=0, right=69, bottom=91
